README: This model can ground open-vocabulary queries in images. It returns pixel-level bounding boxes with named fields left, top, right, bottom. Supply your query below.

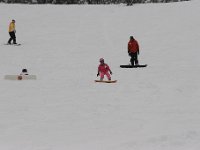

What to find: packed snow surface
left=0, top=0, right=200, bottom=149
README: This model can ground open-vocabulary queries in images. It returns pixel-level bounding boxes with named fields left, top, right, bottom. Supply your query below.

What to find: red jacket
left=98, top=63, right=111, bottom=74
left=128, top=39, right=139, bottom=53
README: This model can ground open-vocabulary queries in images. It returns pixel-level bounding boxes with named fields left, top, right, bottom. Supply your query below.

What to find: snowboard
left=95, top=80, right=117, bottom=83
left=4, top=43, right=21, bottom=46
left=4, top=75, right=37, bottom=80
left=120, top=64, right=147, bottom=68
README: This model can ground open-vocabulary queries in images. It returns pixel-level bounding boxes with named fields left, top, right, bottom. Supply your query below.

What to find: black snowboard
left=4, top=43, right=21, bottom=46
left=120, top=64, right=147, bottom=68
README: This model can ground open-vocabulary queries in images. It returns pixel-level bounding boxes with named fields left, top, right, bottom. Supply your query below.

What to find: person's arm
left=136, top=41, right=139, bottom=55
left=97, top=66, right=100, bottom=77
left=107, top=65, right=112, bottom=75
left=128, top=42, right=130, bottom=53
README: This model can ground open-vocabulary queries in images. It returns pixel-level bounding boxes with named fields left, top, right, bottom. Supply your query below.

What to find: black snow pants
left=8, top=31, right=16, bottom=44
left=129, top=52, right=138, bottom=66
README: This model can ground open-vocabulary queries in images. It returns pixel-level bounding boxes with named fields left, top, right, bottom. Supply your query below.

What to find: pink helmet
left=99, top=58, right=104, bottom=62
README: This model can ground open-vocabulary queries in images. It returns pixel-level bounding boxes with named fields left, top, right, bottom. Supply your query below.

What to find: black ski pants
left=129, top=52, right=138, bottom=66
left=8, top=31, right=16, bottom=44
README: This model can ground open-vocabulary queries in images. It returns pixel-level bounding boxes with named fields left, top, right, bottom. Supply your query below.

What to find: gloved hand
left=110, top=71, right=112, bottom=75
left=97, top=73, right=99, bottom=77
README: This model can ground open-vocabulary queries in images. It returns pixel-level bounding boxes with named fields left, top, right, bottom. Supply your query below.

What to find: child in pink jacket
left=97, top=58, right=112, bottom=81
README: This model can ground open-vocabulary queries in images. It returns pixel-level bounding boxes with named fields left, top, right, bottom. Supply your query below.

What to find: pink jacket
left=98, top=63, right=111, bottom=74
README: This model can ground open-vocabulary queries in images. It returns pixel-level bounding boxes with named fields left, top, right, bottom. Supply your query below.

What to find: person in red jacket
left=128, top=36, right=139, bottom=66
left=97, top=58, right=112, bottom=81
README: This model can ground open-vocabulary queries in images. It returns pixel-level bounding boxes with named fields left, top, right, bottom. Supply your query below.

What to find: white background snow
left=0, top=0, right=200, bottom=149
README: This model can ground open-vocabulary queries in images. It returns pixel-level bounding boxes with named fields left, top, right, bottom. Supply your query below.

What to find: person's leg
left=8, top=32, right=12, bottom=44
left=130, top=53, right=135, bottom=66
left=100, top=72, right=105, bottom=81
left=105, top=72, right=111, bottom=80
left=12, top=32, right=16, bottom=44
left=133, top=53, right=138, bottom=65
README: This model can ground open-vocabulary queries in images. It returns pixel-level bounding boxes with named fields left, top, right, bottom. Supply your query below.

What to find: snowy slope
left=0, top=1, right=200, bottom=150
